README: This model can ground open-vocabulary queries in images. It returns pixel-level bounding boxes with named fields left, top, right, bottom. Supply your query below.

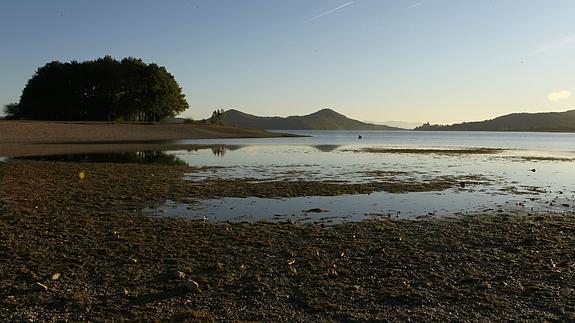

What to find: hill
left=415, top=110, right=575, bottom=132
left=220, top=108, right=402, bottom=130
left=364, top=120, right=422, bottom=130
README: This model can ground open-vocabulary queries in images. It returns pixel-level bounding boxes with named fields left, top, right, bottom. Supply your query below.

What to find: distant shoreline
left=414, top=128, right=575, bottom=133
left=0, top=121, right=300, bottom=157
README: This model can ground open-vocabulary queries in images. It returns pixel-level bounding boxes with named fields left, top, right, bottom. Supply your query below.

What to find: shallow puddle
left=146, top=189, right=575, bottom=224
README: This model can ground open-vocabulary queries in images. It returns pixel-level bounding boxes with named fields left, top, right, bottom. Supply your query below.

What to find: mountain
left=415, top=110, right=575, bottom=132
left=365, top=120, right=422, bottom=130
left=221, top=109, right=402, bottom=130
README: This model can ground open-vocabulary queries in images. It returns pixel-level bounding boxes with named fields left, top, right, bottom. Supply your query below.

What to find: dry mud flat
left=1, top=161, right=575, bottom=321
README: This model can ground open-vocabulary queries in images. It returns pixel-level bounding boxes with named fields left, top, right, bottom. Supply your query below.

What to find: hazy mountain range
left=415, top=109, right=575, bottom=132
left=221, top=108, right=402, bottom=130
left=200, top=108, right=575, bottom=133
left=364, top=120, right=422, bottom=130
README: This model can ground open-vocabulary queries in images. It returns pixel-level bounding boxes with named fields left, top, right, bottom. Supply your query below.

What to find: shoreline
left=0, top=121, right=300, bottom=157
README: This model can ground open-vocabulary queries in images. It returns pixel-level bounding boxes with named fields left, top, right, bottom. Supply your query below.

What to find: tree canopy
left=15, top=56, right=189, bottom=121
left=210, top=109, right=225, bottom=125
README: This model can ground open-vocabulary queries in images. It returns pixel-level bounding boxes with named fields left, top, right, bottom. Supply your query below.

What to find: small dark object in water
left=358, top=135, right=362, bottom=139
left=530, top=169, right=536, bottom=172
left=304, top=208, right=328, bottom=213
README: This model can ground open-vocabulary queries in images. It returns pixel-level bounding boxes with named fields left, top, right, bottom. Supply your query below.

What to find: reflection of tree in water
left=16, top=151, right=187, bottom=165
left=211, top=145, right=227, bottom=157
left=312, top=145, right=342, bottom=152
left=208, top=145, right=244, bottom=157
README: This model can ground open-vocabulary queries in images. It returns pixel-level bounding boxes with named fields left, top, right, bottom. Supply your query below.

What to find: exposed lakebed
left=7, top=130, right=575, bottom=224
left=2, top=131, right=575, bottom=320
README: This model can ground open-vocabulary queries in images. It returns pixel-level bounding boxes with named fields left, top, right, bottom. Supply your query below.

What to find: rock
left=184, top=279, right=201, bottom=292
left=174, top=271, right=186, bottom=280
left=51, top=273, right=60, bottom=280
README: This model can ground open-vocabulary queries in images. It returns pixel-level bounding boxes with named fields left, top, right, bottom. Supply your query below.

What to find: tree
left=16, top=57, right=189, bottom=121
left=3, top=103, right=20, bottom=119
left=210, top=109, right=225, bottom=125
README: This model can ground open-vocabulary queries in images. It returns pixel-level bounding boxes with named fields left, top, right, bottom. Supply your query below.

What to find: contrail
left=406, top=1, right=426, bottom=9
left=531, top=34, right=575, bottom=56
left=306, top=1, right=355, bottom=22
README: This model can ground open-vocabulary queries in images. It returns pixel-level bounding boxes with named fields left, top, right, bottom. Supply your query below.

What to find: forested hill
left=221, top=109, right=402, bottom=130
left=415, top=110, right=575, bottom=132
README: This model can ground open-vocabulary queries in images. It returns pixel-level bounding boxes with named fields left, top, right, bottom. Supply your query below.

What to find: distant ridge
left=221, top=108, right=402, bottom=130
left=415, top=110, right=575, bottom=132
left=365, top=120, right=422, bottom=130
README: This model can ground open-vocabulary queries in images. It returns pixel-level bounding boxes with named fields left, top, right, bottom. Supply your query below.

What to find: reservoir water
left=8, top=131, right=575, bottom=223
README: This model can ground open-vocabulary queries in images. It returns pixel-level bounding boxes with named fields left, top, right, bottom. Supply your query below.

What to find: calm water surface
left=148, top=131, right=575, bottom=223
left=9, top=130, right=575, bottom=223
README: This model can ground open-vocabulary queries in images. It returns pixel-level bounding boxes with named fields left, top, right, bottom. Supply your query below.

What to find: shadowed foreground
left=0, top=161, right=574, bottom=321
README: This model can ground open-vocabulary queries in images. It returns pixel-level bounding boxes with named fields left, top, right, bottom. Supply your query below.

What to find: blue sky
left=1, top=0, right=574, bottom=123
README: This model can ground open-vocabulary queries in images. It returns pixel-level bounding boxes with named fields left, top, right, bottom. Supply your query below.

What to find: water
left=160, top=131, right=575, bottom=223
left=8, top=130, right=575, bottom=223
left=179, top=130, right=575, bottom=151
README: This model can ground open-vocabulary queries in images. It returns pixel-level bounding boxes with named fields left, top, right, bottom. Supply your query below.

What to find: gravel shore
left=1, top=160, right=574, bottom=321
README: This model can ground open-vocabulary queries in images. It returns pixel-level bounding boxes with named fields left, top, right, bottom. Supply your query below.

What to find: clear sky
left=1, top=0, right=574, bottom=124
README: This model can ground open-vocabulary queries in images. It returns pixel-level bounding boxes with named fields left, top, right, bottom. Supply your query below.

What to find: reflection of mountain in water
left=16, top=151, right=187, bottom=165
left=313, top=145, right=342, bottom=152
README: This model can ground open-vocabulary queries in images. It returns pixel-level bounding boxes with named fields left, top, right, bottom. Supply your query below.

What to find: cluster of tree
left=6, top=56, right=189, bottom=121
left=210, top=109, right=225, bottom=125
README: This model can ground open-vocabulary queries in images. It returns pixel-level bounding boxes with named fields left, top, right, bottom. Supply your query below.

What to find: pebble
left=174, top=271, right=186, bottom=280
